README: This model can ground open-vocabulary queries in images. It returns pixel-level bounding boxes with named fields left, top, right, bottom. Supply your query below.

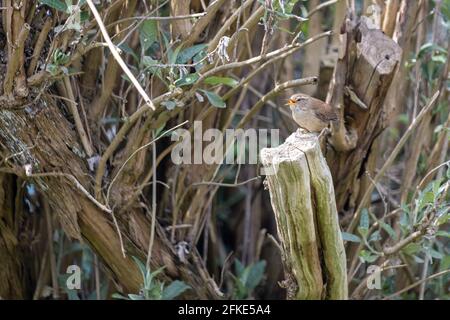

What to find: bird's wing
left=312, top=98, right=338, bottom=122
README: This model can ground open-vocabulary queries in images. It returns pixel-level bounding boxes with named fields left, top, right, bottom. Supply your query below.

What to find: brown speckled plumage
left=287, top=94, right=338, bottom=132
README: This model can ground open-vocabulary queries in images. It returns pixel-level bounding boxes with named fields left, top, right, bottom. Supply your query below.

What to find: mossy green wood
left=297, top=134, right=348, bottom=299
left=261, top=130, right=347, bottom=300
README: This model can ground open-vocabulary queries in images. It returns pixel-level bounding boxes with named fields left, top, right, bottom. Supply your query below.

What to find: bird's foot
left=318, top=127, right=331, bottom=152
left=318, top=127, right=330, bottom=140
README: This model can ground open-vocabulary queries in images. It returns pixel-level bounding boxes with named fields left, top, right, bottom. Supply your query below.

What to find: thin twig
left=111, top=12, right=206, bottom=25
left=4, top=23, right=30, bottom=95
left=383, top=269, right=450, bottom=300
left=28, top=17, right=53, bottom=76
left=182, top=0, right=228, bottom=48
left=166, top=224, right=192, bottom=231
left=413, top=160, right=450, bottom=201
left=85, top=0, right=155, bottom=110
left=267, top=233, right=283, bottom=253
left=32, top=247, right=49, bottom=300
left=192, top=176, right=261, bottom=187
left=106, top=121, right=189, bottom=205
left=63, top=76, right=94, bottom=157
left=347, top=91, right=440, bottom=234
left=94, top=89, right=182, bottom=199
left=94, top=254, right=101, bottom=300
left=146, top=130, right=157, bottom=271
left=307, top=0, right=339, bottom=18
left=237, top=78, right=318, bottom=129
left=43, top=198, right=59, bottom=299
left=194, top=31, right=331, bottom=91
left=114, top=0, right=170, bottom=47
left=222, top=31, right=332, bottom=101
left=383, top=230, right=426, bottom=256
left=350, top=263, right=407, bottom=299
left=29, top=172, right=111, bottom=213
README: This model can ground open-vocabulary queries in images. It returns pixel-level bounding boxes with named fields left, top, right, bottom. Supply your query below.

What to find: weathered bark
left=325, top=14, right=402, bottom=214
left=0, top=98, right=220, bottom=298
left=382, top=0, right=401, bottom=37
left=261, top=130, right=347, bottom=300
left=0, top=173, right=26, bottom=299
left=171, top=0, right=192, bottom=40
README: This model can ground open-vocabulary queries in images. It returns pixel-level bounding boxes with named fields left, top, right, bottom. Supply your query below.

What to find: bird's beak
left=287, top=98, right=295, bottom=106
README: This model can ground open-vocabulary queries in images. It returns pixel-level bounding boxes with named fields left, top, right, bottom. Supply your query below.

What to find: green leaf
left=402, top=242, right=422, bottom=256
left=119, top=43, right=139, bottom=63
left=204, top=76, right=239, bottom=87
left=174, top=73, right=199, bottom=87
left=154, top=123, right=167, bottom=137
left=39, top=0, right=68, bottom=12
left=232, top=273, right=248, bottom=299
left=169, top=45, right=183, bottom=65
left=441, top=255, right=450, bottom=271
left=128, top=294, right=144, bottom=300
left=359, top=208, right=369, bottom=230
left=131, top=256, right=147, bottom=281
left=161, top=100, right=177, bottom=110
left=436, top=209, right=449, bottom=226
left=357, top=209, right=369, bottom=239
left=142, top=266, right=165, bottom=294
left=245, top=261, right=266, bottom=291
left=177, top=44, right=207, bottom=64
left=432, top=54, right=447, bottom=64
left=436, top=230, right=450, bottom=238
left=379, top=221, right=398, bottom=241
left=359, top=250, right=379, bottom=263
left=111, top=293, right=129, bottom=300
left=46, top=64, right=59, bottom=76
left=399, top=210, right=410, bottom=230
left=429, top=249, right=444, bottom=260
left=234, top=259, right=245, bottom=276
left=417, top=43, right=447, bottom=59
left=142, top=56, right=158, bottom=67
left=142, top=56, right=162, bottom=77
left=140, top=20, right=158, bottom=51
left=368, top=230, right=381, bottom=243
left=432, top=179, right=443, bottom=196
left=162, top=281, right=190, bottom=300
left=341, top=232, right=361, bottom=243
left=423, top=191, right=435, bottom=204
left=80, top=10, right=89, bottom=23
left=201, top=90, right=226, bottom=108
left=193, top=50, right=207, bottom=72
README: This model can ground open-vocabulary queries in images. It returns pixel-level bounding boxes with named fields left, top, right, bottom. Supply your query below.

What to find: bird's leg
left=318, top=127, right=331, bottom=153
left=318, top=127, right=330, bottom=140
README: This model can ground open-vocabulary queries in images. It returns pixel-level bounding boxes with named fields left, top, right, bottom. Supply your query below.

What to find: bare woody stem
left=347, top=90, right=440, bottom=234
left=85, top=0, right=155, bottom=111
left=3, top=23, right=30, bottom=95
left=237, top=78, right=318, bottom=129
left=27, top=17, right=53, bottom=77
left=94, top=90, right=182, bottom=199
left=63, top=76, right=94, bottom=157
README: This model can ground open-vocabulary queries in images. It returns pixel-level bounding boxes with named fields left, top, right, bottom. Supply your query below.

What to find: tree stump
left=261, top=130, right=347, bottom=300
